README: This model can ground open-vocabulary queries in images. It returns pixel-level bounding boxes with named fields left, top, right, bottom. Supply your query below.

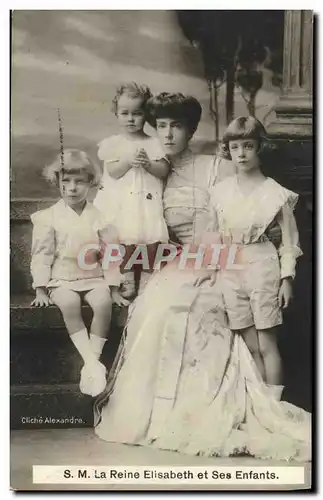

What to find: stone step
left=11, top=294, right=127, bottom=331
left=10, top=296, right=126, bottom=371
left=10, top=294, right=127, bottom=429
left=11, top=384, right=94, bottom=429
left=11, top=326, right=122, bottom=386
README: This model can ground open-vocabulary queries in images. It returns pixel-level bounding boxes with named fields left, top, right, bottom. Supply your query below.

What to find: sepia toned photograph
left=10, top=9, right=313, bottom=491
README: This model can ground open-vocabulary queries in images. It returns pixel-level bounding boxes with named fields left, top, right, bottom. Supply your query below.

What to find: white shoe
left=79, top=360, right=107, bottom=397
left=79, top=364, right=94, bottom=396
left=89, top=360, right=107, bottom=397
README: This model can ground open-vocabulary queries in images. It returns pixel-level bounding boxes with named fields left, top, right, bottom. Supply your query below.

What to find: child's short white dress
left=210, top=176, right=302, bottom=330
left=93, top=135, right=169, bottom=245
left=30, top=200, right=121, bottom=292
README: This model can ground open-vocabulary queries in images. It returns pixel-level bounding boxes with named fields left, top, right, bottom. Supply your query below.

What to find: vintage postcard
left=10, top=9, right=313, bottom=491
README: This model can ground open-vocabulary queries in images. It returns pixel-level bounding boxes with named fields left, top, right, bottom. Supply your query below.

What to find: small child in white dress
left=30, top=149, right=129, bottom=397
left=94, top=83, right=170, bottom=298
left=207, top=117, right=302, bottom=390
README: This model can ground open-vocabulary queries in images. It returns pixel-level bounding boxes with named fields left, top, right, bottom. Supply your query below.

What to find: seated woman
left=94, top=93, right=311, bottom=462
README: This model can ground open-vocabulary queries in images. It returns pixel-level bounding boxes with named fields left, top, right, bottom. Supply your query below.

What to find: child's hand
left=31, top=288, right=52, bottom=307
left=132, top=148, right=150, bottom=169
left=123, top=150, right=138, bottom=166
left=111, top=288, right=130, bottom=307
left=278, top=277, right=293, bottom=309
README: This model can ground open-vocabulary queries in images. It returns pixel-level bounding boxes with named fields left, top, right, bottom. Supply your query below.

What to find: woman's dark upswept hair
left=146, top=92, right=202, bottom=136
left=220, top=116, right=267, bottom=160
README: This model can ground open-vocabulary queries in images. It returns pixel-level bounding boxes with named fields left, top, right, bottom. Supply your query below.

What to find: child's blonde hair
left=43, top=149, right=102, bottom=186
left=112, top=82, right=152, bottom=115
left=221, top=116, right=266, bottom=160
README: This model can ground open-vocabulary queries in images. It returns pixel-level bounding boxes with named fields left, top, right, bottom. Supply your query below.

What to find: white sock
left=70, top=329, right=96, bottom=364
left=90, top=334, right=107, bottom=360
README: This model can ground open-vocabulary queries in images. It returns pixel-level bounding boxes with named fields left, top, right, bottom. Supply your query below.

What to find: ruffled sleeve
left=30, top=209, right=55, bottom=289
left=276, top=194, right=303, bottom=279
left=97, top=136, right=121, bottom=164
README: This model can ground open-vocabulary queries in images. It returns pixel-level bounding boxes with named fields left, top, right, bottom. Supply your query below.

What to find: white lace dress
left=93, top=134, right=169, bottom=244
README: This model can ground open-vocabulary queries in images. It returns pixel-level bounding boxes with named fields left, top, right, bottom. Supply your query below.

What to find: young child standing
left=208, top=116, right=302, bottom=391
left=30, top=149, right=128, bottom=397
left=94, top=83, right=170, bottom=298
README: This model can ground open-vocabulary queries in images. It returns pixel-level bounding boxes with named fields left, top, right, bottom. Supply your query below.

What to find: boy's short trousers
left=220, top=242, right=282, bottom=330
left=47, top=277, right=112, bottom=296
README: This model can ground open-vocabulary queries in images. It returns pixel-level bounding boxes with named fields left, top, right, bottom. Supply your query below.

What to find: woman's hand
left=111, top=287, right=131, bottom=307
left=194, top=272, right=217, bottom=288
left=31, top=287, right=52, bottom=307
left=278, top=277, right=293, bottom=309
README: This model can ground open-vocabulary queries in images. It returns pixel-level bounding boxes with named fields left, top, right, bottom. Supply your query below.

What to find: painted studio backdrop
left=10, top=11, right=313, bottom=430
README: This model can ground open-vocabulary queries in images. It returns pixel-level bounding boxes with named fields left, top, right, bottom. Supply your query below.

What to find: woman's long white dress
left=94, top=151, right=311, bottom=462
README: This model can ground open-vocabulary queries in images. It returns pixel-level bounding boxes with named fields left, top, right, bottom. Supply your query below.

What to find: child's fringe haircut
left=43, top=149, right=102, bottom=186
left=221, top=116, right=267, bottom=160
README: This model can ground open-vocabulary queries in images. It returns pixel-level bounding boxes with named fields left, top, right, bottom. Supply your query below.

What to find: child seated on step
left=30, top=149, right=129, bottom=397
